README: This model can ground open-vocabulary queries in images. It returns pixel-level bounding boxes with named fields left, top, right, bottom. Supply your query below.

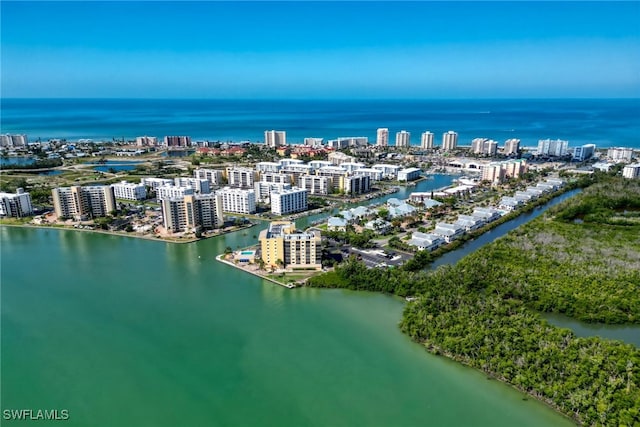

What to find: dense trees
left=307, top=175, right=640, bottom=426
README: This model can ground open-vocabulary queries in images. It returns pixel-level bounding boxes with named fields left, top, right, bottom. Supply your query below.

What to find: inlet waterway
left=1, top=181, right=634, bottom=426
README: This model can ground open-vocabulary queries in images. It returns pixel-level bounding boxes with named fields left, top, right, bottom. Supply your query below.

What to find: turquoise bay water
left=1, top=226, right=574, bottom=427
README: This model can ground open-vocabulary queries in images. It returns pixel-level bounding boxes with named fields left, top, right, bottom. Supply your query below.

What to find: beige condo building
left=259, top=221, right=321, bottom=270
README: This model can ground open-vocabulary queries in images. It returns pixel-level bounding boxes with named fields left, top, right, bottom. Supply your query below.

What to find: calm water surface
left=1, top=226, right=574, bottom=427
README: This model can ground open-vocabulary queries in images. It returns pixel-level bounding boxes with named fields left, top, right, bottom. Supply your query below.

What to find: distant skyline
left=2, top=1, right=639, bottom=99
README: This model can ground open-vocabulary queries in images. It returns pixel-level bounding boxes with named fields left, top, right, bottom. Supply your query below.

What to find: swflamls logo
left=3, top=409, right=69, bottom=421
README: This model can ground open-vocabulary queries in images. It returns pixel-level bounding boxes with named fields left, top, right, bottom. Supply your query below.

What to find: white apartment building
left=395, top=130, right=410, bottom=148
left=328, top=151, right=355, bottom=165
left=372, top=164, right=401, bottom=180
left=308, top=160, right=332, bottom=171
left=572, top=144, right=596, bottom=162
left=353, top=167, right=383, bottom=181
left=279, top=158, right=304, bottom=168
left=227, top=167, right=255, bottom=188
left=256, top=162, right=282, bottom=174
left=421, top=131, right=434, bottom=150
left=442, top=131, right=458, bottom=151
left=471, top=138, right=498, bottom=156
left=164, top=136, right=191, bottom=147
left=194, top=168, right=224, bottom=186
left=260, top=172, right=291, bottom=185
left=504, top=138, right=520, bottom=155
left=304, top=137, right=323, bottom=147
left=0, top=188, right=33, bottom=217
left=111, top=181, right=147, bottom=201
left=0, top=134, right=28, bottom=147
left=52, top=185, right=116, bottom=219
left=174, top=177, right=211, bottom=194
left=271, top=187, right=308, bottom=216
left=340, top=175, right=371, bottom=195
left=376, top=128, right=389, bottom=147
left=623, top=164, right=640, bottom=179
left=327, top=137, right=368, bottom=149
left=135, top=136, right=158, bottom=146
left=254, top=182, right=291, bottom=202
left=537, top=139, right=569, bottom=156
left=216, top=187, right=256, bottom=214
left=141, top=177, right=173, bottom=190
left=298, top=175, right=331, bottom=195
left=397, top=167, right=422, bottom=182
left=156, top=185, right=194, bottom=200
left=265, top=130, right=286, bottom=148
left=341, top=162, right=366, bottom=173
left=607, top=147, right=634, bottom=163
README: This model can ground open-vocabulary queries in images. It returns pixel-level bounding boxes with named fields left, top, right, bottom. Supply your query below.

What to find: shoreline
left=0, top=222, right=256, bottom=244
left=214, top=253, right=297, bottom=289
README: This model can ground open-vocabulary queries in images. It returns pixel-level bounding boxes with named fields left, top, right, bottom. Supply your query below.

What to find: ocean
left=1, top=98, right=639, bottom=149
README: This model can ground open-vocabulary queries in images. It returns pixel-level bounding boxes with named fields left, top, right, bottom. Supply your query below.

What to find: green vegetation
left=0, top=158, right=63, bottom=170
left=308, top=175, right=640, bottom=426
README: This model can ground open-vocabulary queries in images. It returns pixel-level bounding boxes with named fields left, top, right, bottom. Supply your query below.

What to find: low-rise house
left=472, top=207, right=502, bottom=222
left=455, top=214, right=484, bottom=231
left=409, top=232, right=444, bottom=251
left=433, top=222, right=465, bottom=243
left=364, top=218, right=392, bottom=234
left=499, top=197, right=522, bottom=211
left=327, top=216, right=348, bottom=232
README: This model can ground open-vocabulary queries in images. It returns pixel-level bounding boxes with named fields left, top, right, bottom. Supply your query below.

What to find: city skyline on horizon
left=2, top=1, right=639, bottom=99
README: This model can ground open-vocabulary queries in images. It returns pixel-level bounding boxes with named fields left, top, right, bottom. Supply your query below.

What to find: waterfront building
left=504, top=138, right=521, bottom=155
left=328, top=152, right=355, bottom=165
left=395, top=130, right=410, bottom=148
left=164, top=136, right=191, bottom=147
left=607, top=147, right=634, bottom=163
left=0, top=188, right=33, bottom=217
left=0, top=134, right=28, bottom=147
left=352, top=167, right=383, bottom=181
left=52, top=185, right=116, bottom=219
left=622, top=164, right=640, bottom=179
left=364, top=218, right=392, bottom=234
left=442, top=131, right=458, bottom=151
left=270, top=187, right=308, bottom=216
left=572, top=144, right=596, bottom=162
left=140, top=177, right=173, bottom=190
left=481, top=163, right=505, bottom=184
left=499, top=196, right=522, bottom=211
left=397, top=167, right=422, bottom=182
left=471, top=138, right=498, bottom=156
left=254, top=182, right=291, bottom=202
left=433, top=222, right=465, bottom=243
left=194, top=168, right=224, bottom=187
left=376, top=128, right=389, bottom=147
left=372, top=164, right=401, bottom=180
left=135, top=136, right=158, bottom=146
left=111, top=181, right=147, bottom=201
left=264, top=130, right=286, bottom=148
left=226, top=167, right=256, bottom=189
left=409, top=232, right=444, bottom=251
left=316, top=166, right=349, bottom=188
left=537, top=139, right=569, bottom=156
left=259, top=221, right=321, bottom=270
left=299, top=175, right=332, bottom=195
left=421, top=131, right=434, bottom=150
left=174, top=177, right=211, bottom=194
left=216, top=187, right=256, bottom=214
left=340, top=174, right=371, bottom=195
left=161, top=193, right=224, bottom=233
left=278, top=158, right=304, bottom=168
left=472, top=207, right=502, bottom=223
left=256, top=162, right=282, bottom=174
left=156, top=185, right=194, bottom=200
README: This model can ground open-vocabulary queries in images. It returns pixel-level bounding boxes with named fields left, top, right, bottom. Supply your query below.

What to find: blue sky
left=2, top=1, right=639, bottom=99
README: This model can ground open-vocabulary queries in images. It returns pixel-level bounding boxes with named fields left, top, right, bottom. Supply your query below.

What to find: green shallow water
left=1, top=226, right=574, bottom=426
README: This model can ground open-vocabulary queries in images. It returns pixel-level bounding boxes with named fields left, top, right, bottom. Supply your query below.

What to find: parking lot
left=348, top=247, right=411, bottom=268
